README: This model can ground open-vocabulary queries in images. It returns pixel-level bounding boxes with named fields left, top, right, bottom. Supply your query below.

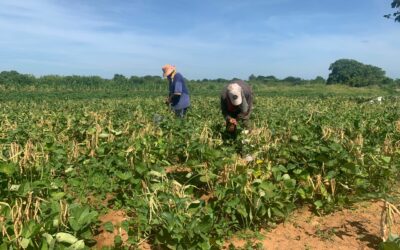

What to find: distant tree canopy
left=0, top=71, right=167, bottom=87
left=0, top=70, right=36, bottom=85
left=384, top=0, right=400, bottom=22
left=0, top=69, right=393, bottom=89
left=327, top=59, right=390, bottom=87
left=249, top=74, right=278, bottom=83
left=282, top=76, right=302, bottom=84
left=248, top=74, right=326, bottom=85
left=312, top=76, right=326, bottom=84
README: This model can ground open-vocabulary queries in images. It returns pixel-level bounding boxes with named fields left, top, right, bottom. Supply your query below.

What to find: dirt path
left=226, top=200, right=400, bottom=250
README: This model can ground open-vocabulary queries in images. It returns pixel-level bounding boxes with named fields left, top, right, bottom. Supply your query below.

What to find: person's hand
left=227, top=123, right=236, bottom=133
left=226, top=117, right=237, bottom=133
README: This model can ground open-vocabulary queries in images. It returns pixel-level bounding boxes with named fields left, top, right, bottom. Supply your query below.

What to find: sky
left=0, top=0, right=399, bottom=80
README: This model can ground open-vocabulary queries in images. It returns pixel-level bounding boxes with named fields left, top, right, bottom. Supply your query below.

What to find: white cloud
left=0, top=0, right=399, bottom=79
left=0, top=0, right=231, bottom=77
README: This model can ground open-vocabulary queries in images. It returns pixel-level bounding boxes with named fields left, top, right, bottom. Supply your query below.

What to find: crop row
left=0, top=95, right=399, bottom=249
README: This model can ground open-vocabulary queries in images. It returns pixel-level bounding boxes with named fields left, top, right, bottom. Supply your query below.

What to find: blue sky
left=0, top=0, right=399, bottom=80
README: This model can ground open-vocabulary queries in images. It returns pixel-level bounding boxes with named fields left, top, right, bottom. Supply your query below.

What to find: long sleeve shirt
left=168, top=73, right=190, bottom=110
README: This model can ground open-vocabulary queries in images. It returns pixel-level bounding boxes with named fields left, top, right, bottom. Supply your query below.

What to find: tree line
left=0, top=59, right=399, bottom=88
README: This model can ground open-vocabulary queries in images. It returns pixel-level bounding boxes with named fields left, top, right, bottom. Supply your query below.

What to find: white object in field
left=241, top=139, right=251, bottom=144
left=245, top=154, right=254, bottom=162
left=369, top=96, right=383, bottom=104
left=9, top=184, right=20, bottom=191
left=242, top=129, right=250, bottom=135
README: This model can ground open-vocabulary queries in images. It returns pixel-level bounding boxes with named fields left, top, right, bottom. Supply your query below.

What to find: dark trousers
left=174, top=108, right=188, bottom=118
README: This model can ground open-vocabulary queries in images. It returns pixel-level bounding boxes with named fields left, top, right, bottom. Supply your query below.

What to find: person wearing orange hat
left=162, top=64, right=190, bottom=118
left=220, top=80, right=253, bottom=133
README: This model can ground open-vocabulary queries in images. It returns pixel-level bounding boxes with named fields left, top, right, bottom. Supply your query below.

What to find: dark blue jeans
left=174, top=108, right=188, bottom=118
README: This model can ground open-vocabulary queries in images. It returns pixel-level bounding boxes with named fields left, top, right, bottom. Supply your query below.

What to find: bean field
left=1, top=84, right=399, bottom=249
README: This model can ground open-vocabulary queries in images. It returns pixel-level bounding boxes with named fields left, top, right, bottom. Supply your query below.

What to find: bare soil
left=225, top=200, right=400, bottom=250
left=93, top=200, right=399, bottom=249
left=93, top=210, right=128, bottom=249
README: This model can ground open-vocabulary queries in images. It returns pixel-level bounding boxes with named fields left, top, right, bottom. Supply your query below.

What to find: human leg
left=174, top=108, right=188, bottom=118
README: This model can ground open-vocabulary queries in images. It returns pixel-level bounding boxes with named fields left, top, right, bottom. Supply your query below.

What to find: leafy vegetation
left=0, top=78, right=399, bottom=249
left=380, top=235, right=400, bottom=250
left=327, top=59, right=392, bottom=87
left=2, top=69, right=399, bottom=92
left=384, top=0, right=400, bottom=22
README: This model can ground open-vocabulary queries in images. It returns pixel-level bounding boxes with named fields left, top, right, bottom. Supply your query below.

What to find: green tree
left=0, top=70, right=36, bottom=85
left=215, top=78, right=228, bottom=83
left=311, top=76, right=326, bottom=84
left=384, top=0, right=400, bottom=22
left=327, top=59, right=387, bottom=87
left=282, top=76, right=302, bottom=85
left=113, top=74, right=128, bottom=84
left=248, top=75, right=278, bottom=84
left=129, top=76, right=144, bottom=85
left=248, top=74, right=256, bottom=81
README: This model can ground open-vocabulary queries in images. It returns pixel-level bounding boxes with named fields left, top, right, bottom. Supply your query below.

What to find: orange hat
left=162, top=64, right=176, bottom=77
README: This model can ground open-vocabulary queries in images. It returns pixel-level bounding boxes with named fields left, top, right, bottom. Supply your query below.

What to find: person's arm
left=170, top=80, right=183, bottom=106
left=221, top=96, right=230, bottom=120
left=238, top=89, right=253, bottom=120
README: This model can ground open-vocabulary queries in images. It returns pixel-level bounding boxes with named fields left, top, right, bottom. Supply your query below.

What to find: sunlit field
left=1, top=83, right=399, bottom=249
